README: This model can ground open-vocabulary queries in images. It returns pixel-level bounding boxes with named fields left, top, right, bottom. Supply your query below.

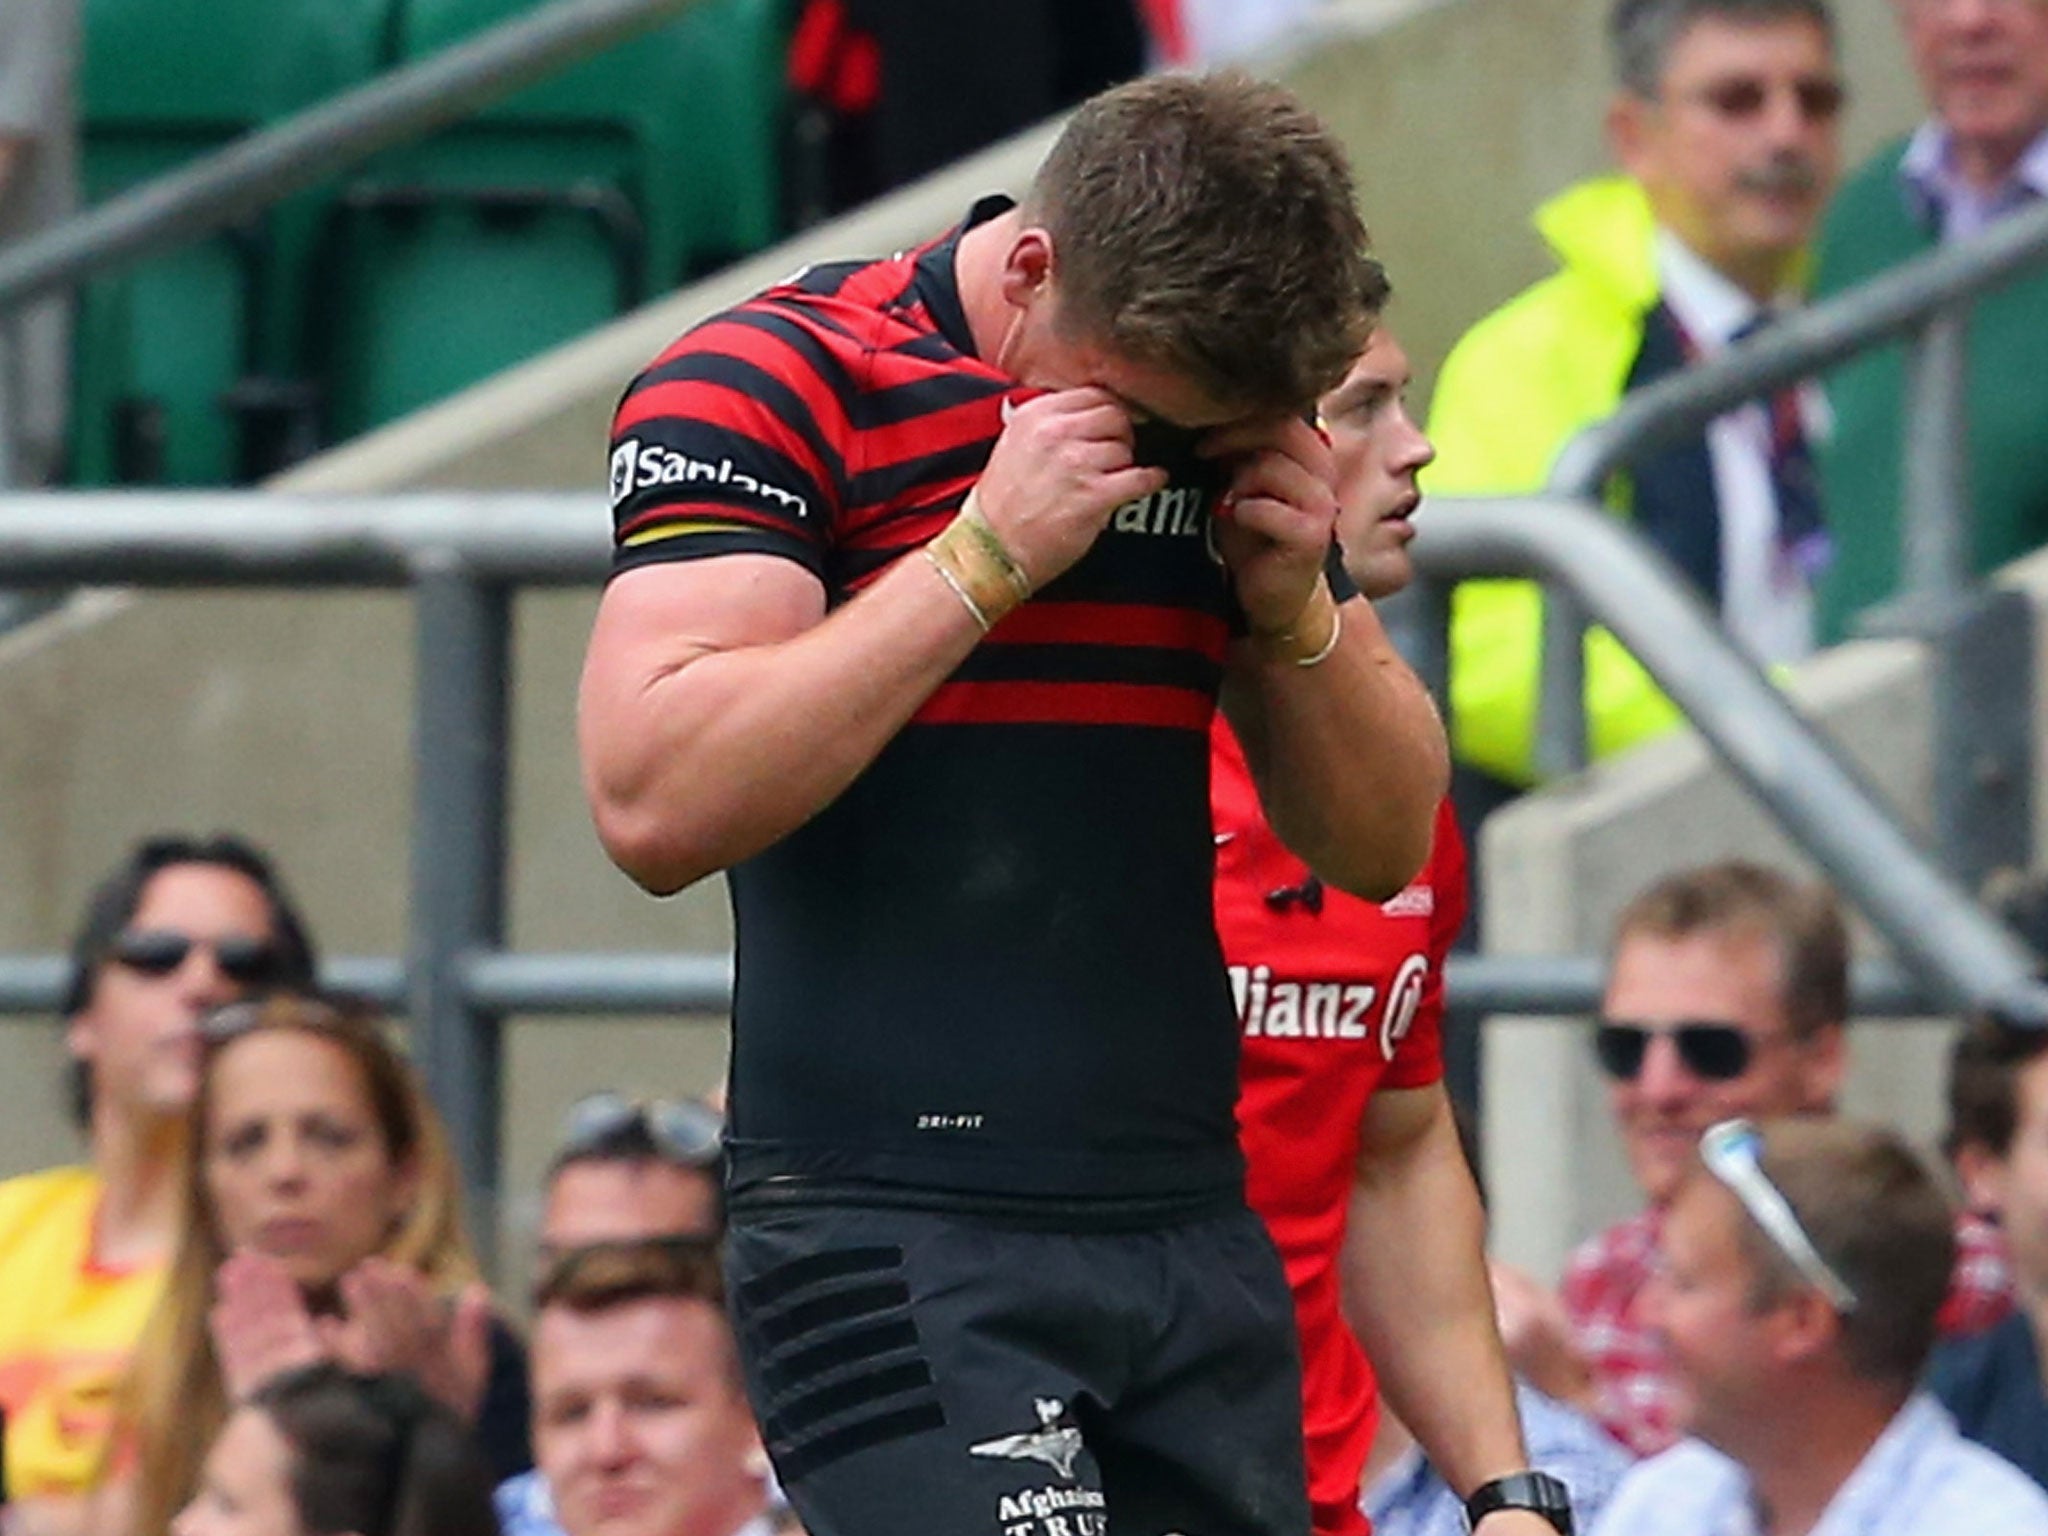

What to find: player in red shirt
left=1217, top=328, right=1561, bottom=1536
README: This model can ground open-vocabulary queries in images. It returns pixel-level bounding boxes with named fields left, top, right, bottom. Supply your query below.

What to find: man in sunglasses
left=1591, top=1117, right=2048, bottom=1535
left=1507, top=862, right=2010, bottom=1460
left=0, top=834, right=315, bottom=1529
left=1815, top=0, right=2048, bottom=640
left=1425, top=0, right=1843, bottom=801
left=1523, top=860, right=1851, bottom=1458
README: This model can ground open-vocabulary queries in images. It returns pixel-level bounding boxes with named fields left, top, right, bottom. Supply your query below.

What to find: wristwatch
left=1464, top=1471, right=1574, bottom=1534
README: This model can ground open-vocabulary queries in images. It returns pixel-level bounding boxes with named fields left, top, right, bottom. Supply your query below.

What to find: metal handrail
left=3, top=484, right=2041, bottom=1227
left=1528, top=196, right=2048, bottom=781
left=4, top=489, right=2040, bottom=1020
left=1546, top=199, right=2048, bottom=500
left=0, top=0, right=712, bottom=487
left=1413, top=495, right=2048, bottom=1024
left=0, top=0, right=708, bottom=322
left=0, top=951, right=1944, bottom=1020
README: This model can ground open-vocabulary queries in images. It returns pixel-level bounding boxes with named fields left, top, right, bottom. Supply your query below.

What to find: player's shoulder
left=629, top=254, right=937, bottom=404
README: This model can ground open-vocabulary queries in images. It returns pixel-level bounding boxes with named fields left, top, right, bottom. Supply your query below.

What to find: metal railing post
left=1898, top=311, right=1974, bottom=607
left=1536, top=590, right=1591, bottom=779
left=1859, top=309, right=2035, bottom=893
left=408, top=559, right=511, bottom=1251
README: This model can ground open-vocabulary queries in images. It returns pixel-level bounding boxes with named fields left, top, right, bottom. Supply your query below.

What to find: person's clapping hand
left=210, top=1251, right=494, bottom=1422
left=328, top=1257, right=495, bottom=1422
left=210, top=1251, right=332, bottom=1402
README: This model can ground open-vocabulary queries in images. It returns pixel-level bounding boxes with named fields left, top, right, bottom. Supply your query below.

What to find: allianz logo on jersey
left=610, top=438, right=810, bottom=519
left=1108, top=484, right=1210, bottom=540
left=1230, top=954, right=1429, bottom=1062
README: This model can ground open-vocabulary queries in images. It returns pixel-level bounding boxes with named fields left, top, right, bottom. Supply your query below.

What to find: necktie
left=1732, top=312, right=1832, bottom=581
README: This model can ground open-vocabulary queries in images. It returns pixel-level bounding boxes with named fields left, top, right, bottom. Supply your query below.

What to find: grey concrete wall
left=1481, top=547, right=2048, bottom=1281
left=0, top=0, right=1951, bottom=1272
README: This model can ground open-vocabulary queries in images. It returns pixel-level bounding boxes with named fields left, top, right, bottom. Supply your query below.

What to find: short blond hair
left=1613, top=861, right=1847, bottom=1039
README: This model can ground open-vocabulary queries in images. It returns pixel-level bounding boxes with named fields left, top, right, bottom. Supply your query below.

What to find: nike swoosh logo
left=999, top=393, right=1018, bottom=427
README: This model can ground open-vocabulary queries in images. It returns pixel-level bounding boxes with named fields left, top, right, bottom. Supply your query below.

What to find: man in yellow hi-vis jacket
left=1428, top=0, right=1842, bottom=791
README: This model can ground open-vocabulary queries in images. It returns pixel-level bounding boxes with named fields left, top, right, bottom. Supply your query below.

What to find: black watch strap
left=1464, top=1470, right=1574, bottom=1534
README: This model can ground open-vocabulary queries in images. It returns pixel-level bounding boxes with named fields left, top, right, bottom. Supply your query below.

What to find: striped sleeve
left=607, top=294, right=861, bottom=580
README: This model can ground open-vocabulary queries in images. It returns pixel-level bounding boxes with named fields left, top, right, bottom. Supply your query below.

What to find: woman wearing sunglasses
left=112, top=995, right=530, bottom=1536
left=0, top=835, right=317, bottom=1536
left=171, top=1363, right=500, bottom=1536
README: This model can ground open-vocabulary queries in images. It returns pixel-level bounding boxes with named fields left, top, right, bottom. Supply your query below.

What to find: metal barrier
left=5, top=489, right=2045, bottom=1234
left=0, top=0, right=712, bottom=487
left=1515, top=197, right=2048, bottom=889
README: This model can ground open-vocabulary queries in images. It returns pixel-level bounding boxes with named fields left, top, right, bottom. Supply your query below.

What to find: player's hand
left=1200, top=415, right=1339, bottom=638
left=972, top=388, right=1168, bottom=588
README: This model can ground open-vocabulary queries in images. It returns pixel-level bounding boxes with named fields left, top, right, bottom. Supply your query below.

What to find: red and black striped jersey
left=609, top=199, right=1254, bottom=1206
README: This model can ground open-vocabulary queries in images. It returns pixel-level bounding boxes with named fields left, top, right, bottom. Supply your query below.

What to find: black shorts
left=725, top=1197, right=1310, bottom=1536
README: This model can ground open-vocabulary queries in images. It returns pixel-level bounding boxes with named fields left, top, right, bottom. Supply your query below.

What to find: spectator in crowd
left=1501, top=862, right=2012, bottom=1459
left=535, top=1093, right=724, bottom=1264
left=1426, top=0, right=1842, bottom=800
left=1543, top=861, right=1853, bottom=1456
left=0, top=835, right=316, bottom=1533
left=1813, top=0, right=2048, bottom=639
left=0, top=0, right=79, bottom=487
left=171, top=1363, right=499, bottom=1536
left=1219, top=319, right=1572, bottom=1536
left=1934, top=1011, right=2017, bottom=1336
left=120, top=994, right=530, bottom=1536
left=1360, top=1107, right=1634, bottom=1536
left=1925, top=1013, right=2048, bottom=1487
left=1591, top=1117, right=2048, bottom=1534
left=499, top=1092, right=728, bottom=1536
left=530, top=1238, right=782, bottom=1536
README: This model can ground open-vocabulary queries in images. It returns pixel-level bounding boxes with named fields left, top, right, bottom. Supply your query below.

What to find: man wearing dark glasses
left=1591, top=1118, right=2048, bottom=1535
left=1425, top=0, right=1842, bottom=799
left=1533, top=861, right=1851, bottom=1458
left=1510, top=862, right=2017, bottom=1464
left=0, top=834, right=315, bottom=1526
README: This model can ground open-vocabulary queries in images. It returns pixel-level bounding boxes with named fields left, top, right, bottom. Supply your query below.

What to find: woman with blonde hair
left=120, top=994, right=529, bottom=1536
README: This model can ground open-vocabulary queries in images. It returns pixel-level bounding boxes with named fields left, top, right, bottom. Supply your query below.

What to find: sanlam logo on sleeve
left=609, top=438, right=810, bottom=519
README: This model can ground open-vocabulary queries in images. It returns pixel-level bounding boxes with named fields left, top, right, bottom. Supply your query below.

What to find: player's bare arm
left=579, top=389, right=1163, bottom=895
left=1214, top=415, right=1448, bottom=900
left=1343, top=1084, right=1558, bottom=1536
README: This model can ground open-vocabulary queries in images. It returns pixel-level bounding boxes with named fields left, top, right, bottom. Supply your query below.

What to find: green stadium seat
left=304, top=0, right=787, bottom=438
left=71, top=0, right=393, bottom=484
left=314, top=185, right=640, bottom=439
left=389, top=0, right=788, bottom=284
